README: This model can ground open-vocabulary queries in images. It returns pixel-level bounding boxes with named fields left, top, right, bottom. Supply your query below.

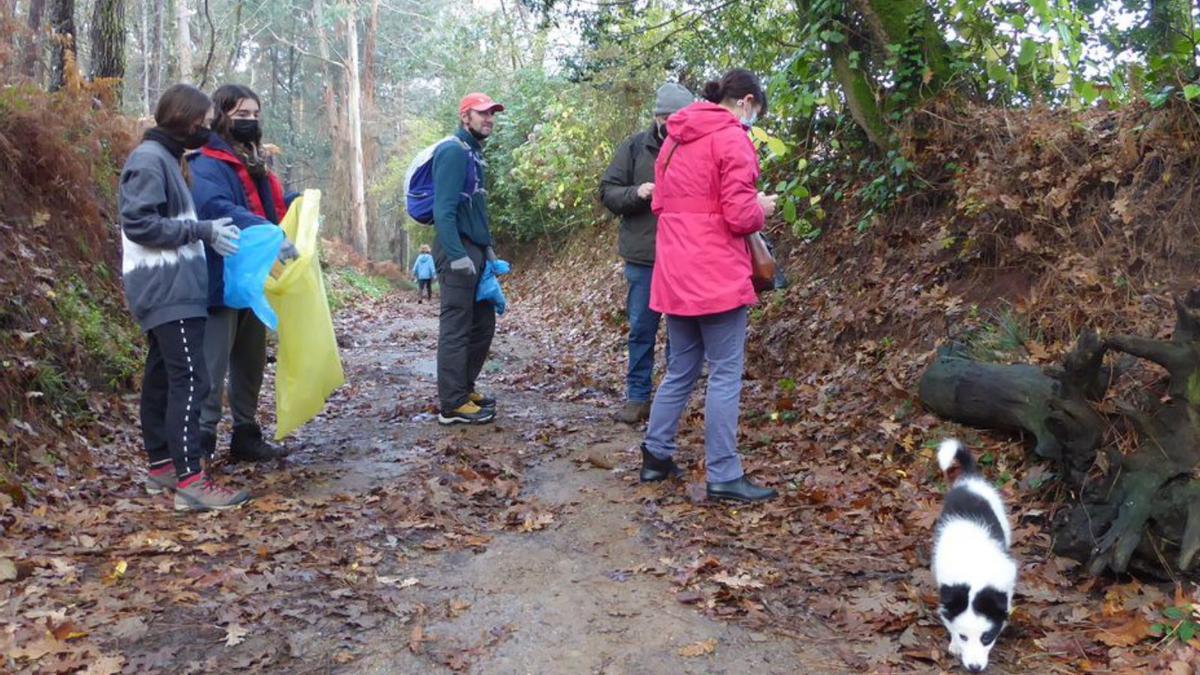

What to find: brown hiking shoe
left=174, top=472, right=252, bottom=512
left=615, top=400, right=651, bottom=425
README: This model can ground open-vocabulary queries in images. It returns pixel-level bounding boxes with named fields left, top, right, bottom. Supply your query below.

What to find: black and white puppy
left=933, top=439, right=1016, bottom=672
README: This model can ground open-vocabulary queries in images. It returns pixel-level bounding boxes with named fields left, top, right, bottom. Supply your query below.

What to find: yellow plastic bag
left=264, top=190, right=345, bottom=439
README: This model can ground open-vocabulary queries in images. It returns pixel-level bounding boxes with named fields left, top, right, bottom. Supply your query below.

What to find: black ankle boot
left=640, top=445, right=684, bottom=482
left=706, top=476, right=778, bottom=503
left=230, top=424, right=285, bottom=463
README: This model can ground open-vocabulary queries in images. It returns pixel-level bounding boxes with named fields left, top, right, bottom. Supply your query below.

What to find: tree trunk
left=343, top=0, right=369, bottom=257
left=362, top=0, right=381, bottom=259
left=919, top=330, right=1108, bottom=482
left=828, top=36, right=892, bottom=151
left=920, top=292, right=1200, bottom=579
left=23, top=0, right=45, bottom=80
left=89, top=0, right=125, bottom=104
left=176, top=0, right=192, bottom=82
left=149, top=0, right=163, bottom=103
left=313, top=0, right=349, bottom=242
left=140, top=0, right=150, bottom=113
left=852, top=0, right=952, bottom=90
left=48, top=0, right=75, bottom=92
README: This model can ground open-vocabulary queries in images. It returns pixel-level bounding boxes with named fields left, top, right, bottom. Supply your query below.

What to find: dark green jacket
left=599, top=123, right=663, bottom=266
left=433, top=127, right=493, bottom=261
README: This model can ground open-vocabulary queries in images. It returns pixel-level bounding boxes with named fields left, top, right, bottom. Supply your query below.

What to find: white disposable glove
left=278, top=240, right=299, bottom=264
left=450, top=256, right=477, bottom=275
left=202, top=217, right=240, bottom=257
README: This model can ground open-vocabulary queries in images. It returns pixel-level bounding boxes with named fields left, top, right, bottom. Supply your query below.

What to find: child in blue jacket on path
left=411, top=244, right=436, bottom=303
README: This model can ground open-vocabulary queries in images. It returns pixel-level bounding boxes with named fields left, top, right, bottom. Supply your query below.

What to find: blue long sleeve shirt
left=431, top=127, right=493, bottom=261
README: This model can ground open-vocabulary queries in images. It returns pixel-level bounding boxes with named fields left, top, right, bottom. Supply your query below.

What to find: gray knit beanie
left=653, top=83, right=694, bottom=115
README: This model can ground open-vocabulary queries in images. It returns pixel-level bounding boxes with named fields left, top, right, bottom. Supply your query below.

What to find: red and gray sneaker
left=145, top=465, right=176, bottom=495
left=174, top=472, right=252, bottom=512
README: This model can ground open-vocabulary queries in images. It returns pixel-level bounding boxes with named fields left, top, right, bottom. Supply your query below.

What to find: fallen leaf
left=1095, top=613, right=1153, bottom=647
left=0, top=558, right=16, bottom=582
left=83, top=654, right=125, bottom=675
left=377, top=576, right=419, bottom=588
left=224, top=623, right=248, bottom=647
left=112, top=616, right=149, bottom=642
left=710, top=571, right=765, bottom=590
left=678, top=638, right=716, bottom=657
left=102, top=560, right=128, bottom=586
left=409, top=624, right=425, bottom=654
left=51, top=621, right=88, bottom=641
left=585, top=451, right=616, bottom=470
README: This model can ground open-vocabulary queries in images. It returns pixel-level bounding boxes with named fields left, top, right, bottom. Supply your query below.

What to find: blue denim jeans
left=643, top=306, right=747, bottom=483
left=624, top=262, right=662, bottom=403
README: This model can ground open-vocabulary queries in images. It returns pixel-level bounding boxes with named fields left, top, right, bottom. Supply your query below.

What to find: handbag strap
left=660, top=140, right=680, bottom=174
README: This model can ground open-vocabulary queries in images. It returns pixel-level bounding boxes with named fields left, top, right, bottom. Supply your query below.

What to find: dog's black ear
left=939, top=584, right=969, bottom=620
left=973, top=587, right=1011, bottom=623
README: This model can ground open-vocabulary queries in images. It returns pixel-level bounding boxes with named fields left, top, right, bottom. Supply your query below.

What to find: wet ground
left=279, top=300, right=837, bottom=673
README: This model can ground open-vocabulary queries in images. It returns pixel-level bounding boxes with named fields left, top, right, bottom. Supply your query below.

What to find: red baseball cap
left=459, top=92, right=505, bottom=115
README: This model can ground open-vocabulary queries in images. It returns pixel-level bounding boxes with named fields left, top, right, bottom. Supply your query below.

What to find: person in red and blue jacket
left=188, top=83, right=299, bottom=464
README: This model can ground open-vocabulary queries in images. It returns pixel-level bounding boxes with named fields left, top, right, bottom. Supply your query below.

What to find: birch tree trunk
left=343, top=0, right=369, bottom=256
left=149, top=0, right=162, bottom=102
left=176, top=0, right=192, bottom=82
left=140, top=0, right=150, bottom=113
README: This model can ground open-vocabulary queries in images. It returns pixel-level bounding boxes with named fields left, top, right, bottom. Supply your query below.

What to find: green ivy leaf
left=767, top=137, right=788, bottom=157
left=1184, top=84, right=1200, bottom=101
left=782, top=198, right=797, bottom=224
left=1180, top=621, right=1196, bottom=642
left=1164, top=606, right=1186, bottom=621
left=821, top=30, right=845, bottom=44
left=1017, top=39, right=1038, bottom=67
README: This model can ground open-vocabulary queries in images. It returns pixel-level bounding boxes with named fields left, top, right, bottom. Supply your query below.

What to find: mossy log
left=919, top=292, right=1200, bottom=578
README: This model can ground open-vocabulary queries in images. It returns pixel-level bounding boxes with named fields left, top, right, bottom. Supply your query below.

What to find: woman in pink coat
left=638, top=69, right=779, bottom=503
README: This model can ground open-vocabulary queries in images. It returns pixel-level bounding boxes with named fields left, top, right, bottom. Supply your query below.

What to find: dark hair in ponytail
left=701, top=68, right=768, bottom=116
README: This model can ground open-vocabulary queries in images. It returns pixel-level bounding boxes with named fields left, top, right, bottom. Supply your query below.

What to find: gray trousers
left=433, top=238, right=496, bottom=411
left=200, top=307, right=267, bottom=433
left=643, top=306, right=747, bottom=483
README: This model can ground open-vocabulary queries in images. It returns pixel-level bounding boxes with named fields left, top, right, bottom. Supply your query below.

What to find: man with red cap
left=433, top=92, right=504, bottom=425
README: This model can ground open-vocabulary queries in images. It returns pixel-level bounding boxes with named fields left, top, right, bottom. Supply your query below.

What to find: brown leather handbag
left=747, top=232, right=776, bottom=293
left=662, top=141, right=777, bottom=293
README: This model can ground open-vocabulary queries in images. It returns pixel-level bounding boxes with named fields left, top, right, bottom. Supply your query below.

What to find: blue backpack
left=404, top=136, right=481, bottom=225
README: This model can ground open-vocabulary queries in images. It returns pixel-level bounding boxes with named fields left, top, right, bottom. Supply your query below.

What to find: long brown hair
left=154, top=83, right=211, bottom=136
left=210, top=83, right=261, bottom=143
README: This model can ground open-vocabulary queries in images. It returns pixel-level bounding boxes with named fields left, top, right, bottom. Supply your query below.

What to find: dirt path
left=284, top=300, right=839, bottom=674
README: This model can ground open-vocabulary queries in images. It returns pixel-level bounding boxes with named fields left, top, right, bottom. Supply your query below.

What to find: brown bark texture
left=919, top=292, right=1200, bottom=578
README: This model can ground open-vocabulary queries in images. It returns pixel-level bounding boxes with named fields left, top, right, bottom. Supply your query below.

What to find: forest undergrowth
left=508, top=98, right=1200, bottom=671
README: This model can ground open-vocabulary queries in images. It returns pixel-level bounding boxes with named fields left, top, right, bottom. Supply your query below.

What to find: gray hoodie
left=118, top=140, right=214, bottom=332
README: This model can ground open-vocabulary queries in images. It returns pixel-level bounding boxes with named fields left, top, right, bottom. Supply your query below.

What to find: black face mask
left=654, top=122, right=667, bottom=142
left=231, top=119, right=261, bottom=144
left=183, top=127, right=210, bottom=150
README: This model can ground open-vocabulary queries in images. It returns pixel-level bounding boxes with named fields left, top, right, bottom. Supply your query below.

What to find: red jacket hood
left=666, top=101, right=744, bottom=145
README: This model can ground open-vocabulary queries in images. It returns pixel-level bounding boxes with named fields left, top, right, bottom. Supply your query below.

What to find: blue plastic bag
left=223, top=224, right=286, bottom=330
left=476, top=259, right=510, bottom=316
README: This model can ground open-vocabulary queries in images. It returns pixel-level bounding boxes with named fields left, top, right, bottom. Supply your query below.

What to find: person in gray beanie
left=599, top=82, right=694, bottom=425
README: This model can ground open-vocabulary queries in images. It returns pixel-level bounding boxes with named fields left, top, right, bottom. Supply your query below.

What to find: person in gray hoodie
left=118, top=83, right=251, bottom=512
left=600, top=83, right=694, bottom=424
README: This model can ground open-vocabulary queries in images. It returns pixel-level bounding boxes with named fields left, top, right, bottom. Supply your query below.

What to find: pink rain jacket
left=649, top=101, right=764, bottom=317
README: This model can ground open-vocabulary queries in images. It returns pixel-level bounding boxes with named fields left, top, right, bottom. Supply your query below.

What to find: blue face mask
left=738, top=101, right=758, bottom=129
